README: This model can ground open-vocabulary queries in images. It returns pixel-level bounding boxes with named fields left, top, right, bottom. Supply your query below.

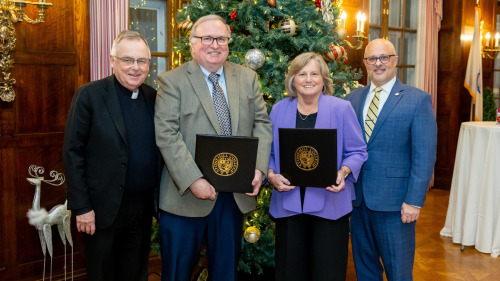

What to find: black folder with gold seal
left=195, top=134, right=259, bottom=193
left=279, top=128, right=337, bottom=187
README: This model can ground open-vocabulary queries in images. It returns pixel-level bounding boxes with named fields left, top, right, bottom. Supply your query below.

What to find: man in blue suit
left=345, top=39, right=437, bottom=280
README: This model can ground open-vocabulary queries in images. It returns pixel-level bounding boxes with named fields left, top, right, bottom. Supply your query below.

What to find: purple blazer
left=268, top=94, right=368, bottom=220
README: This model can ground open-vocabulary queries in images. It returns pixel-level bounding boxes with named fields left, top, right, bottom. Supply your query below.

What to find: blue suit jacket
left=344, top=78, right=437, bottom=211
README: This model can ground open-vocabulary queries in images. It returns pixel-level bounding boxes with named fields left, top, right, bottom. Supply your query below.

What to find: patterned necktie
left=208, top=72, right=232, bottom=135
left=364, top=87, right=383, bottom=142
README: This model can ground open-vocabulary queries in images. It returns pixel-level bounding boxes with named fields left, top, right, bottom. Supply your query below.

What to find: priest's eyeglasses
left=194, top=36, right=232, bottom=45
left=364, top=55, right=396, bottom=65
left=114, top=56, right=151, bottom=67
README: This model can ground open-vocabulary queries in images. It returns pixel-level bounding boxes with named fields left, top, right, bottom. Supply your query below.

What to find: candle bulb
left=361, top=13, right=366, bottom=32
left=341, top=11, right=346, bottom=28
left=486, top=32, right=491, bottom=47
left=495, top=33, right=499, bottom=48
left=356, top=12, right=361, bottom=32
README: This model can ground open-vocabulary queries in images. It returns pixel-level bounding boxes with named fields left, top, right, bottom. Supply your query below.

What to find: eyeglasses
left=193, top=36, right=232, bottom=46
left=114, top=56, right=150, bottom=67
left=364, top=55, right=396, bottom=65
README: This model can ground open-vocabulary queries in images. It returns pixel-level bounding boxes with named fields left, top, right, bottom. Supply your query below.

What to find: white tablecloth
left=440, top=122, right=500, bottom=257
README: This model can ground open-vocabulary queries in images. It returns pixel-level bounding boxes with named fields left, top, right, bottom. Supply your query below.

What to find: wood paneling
left=13, top=65, right=76, bottom=135
left=17, top=3, right=76, bottom=53
left=435, top=0, right=497, bottom=190
left=0, top=0, right=89, bottom=280
left=0, top=150, right=5, bottom=272
left=343, top=0, right=366, bottom=9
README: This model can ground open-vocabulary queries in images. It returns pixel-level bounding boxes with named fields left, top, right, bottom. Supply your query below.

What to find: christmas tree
left=151, top=0, right=363, bottom=275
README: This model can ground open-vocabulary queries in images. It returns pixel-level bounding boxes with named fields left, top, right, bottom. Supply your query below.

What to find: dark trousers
left=83, top=197, right=152, bottom=281
left=350, top=199, right=415, bottom=281
left=275, top=213, right=350, bottom=281
left=159, top=193, right=243, bottom=281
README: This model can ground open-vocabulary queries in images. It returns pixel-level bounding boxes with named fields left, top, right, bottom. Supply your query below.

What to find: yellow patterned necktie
left=364, top=87, right=383, bottom=142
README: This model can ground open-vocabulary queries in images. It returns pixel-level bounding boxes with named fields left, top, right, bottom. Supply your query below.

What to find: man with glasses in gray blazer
left=154, top=15, right=272, bottom=281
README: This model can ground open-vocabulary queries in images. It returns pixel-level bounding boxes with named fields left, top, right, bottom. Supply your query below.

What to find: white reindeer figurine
left=26, top=165, right=73, bottom=281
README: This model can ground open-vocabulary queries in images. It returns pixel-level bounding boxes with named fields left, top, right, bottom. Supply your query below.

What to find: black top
left=295, top=109, right=318, bottom=208
left=116, top=78, right=158, bottom=201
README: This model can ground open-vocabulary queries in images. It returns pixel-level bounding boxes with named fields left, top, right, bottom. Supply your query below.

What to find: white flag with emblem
left=464, top=8, right=483, bottom=121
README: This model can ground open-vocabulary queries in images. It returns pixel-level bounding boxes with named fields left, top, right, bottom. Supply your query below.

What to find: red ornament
left=230, top=11, right=237, bottom=20
left=315, top=0, right=322, bottom=8
left=323, top=44, right=347, bottom=63
left=343, top=58, right=348, bottom=64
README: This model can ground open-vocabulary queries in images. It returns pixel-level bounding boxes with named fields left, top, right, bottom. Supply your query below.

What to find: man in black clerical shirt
left=63, top=30, right=161, bottom=281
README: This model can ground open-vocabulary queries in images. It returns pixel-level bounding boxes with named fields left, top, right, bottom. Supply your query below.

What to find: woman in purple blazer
left=267, top=53, right=368, bottom=281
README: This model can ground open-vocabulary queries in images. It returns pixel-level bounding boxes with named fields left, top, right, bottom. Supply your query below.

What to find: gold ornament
left=334, top=26, right=348, bottom=42
left=178, top=15, right=193, bottom=36
left=244, top=226, right=261, bottom=243
left=352, top=81, right=363, bottom=89
left=278, top=18, right=298, bottom=36
left=343, top=84, right=351, bottom=95
left=267, top=0, right=276, bottom=8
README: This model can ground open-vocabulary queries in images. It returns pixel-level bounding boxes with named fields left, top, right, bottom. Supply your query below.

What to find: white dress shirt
left=199, top=64, right=229, bottom=108
left=362, top=76, right=397, bottom=122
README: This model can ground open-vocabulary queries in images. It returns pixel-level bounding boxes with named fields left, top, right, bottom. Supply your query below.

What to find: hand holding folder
left=189, top=178, right=216, bottom=200
left=279, top=128, right=338, bottom=188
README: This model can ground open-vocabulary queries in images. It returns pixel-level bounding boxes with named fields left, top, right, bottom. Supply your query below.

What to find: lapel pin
left=395, top=93, right=400, bottom=96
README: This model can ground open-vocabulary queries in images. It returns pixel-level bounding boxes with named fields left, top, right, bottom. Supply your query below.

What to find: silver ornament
left=245, top=49, right=265, bottom=70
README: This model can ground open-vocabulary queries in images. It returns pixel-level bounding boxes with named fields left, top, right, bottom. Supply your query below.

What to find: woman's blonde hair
left=285, top=52, right=333, bottom=98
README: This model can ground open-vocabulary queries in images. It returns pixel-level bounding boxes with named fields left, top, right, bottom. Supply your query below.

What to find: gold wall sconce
left=482, top=31, right=500, bottom=59
left=334, top=11, right=367, bottom=50
left=0, top=0, right=52, bottom=102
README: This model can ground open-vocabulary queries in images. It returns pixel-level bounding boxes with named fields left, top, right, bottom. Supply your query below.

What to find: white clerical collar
left=131, top=89, right=139, bottom=99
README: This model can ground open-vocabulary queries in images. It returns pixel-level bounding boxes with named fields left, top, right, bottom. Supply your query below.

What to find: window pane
left=497, top=14, right=500, bottom=32
left=396, top=67, right=401, bottom=80
left=144, top=57, right=167, bottom=90
left=405, top=0, right=418, bottom=29
left=129, top=0, right=167, bottom=53
left=388, top=30, right=402, bottom=56
left=370, top=0, right=381, bottom=25
left=388, top=0, right=403, bottom=28
left=369, top=28, right=381, bottom=42
left=494, top=71, right=500, bottom=94
left=404, top=32, right=417, bottom=65
left=495, top=55, right=500, bottom=69
left=403, top=68, right=415, bottom=87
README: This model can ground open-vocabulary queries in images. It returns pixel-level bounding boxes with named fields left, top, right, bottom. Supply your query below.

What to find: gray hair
left=285, top=52, right=333, bottom=98
left=189, top=14, right=232, bottom=44
left=110, top=30, right=151, bottom=58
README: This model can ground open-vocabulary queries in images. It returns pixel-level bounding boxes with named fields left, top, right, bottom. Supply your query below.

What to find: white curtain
left=90, top=0, right=129, bottom=81
left=415, top=0, right=443, bottom=114
left=415, top=0, right=443, bottom=189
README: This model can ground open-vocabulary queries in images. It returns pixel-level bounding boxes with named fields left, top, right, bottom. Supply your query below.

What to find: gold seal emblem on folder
left=295, top=146, right=319, bottom=171
left=213, top=153, right=239, bottom=176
